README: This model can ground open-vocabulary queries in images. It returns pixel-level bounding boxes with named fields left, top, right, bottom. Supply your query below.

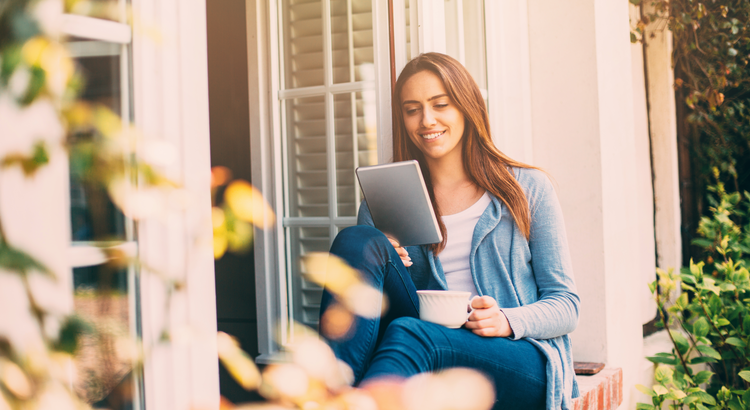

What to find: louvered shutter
left=280, top=0, right=378, bottom=331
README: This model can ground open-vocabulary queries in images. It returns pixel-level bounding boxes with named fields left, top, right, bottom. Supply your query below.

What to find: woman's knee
left=381, top=317, right=433, bottom=347
left=330, top=225, right=393, bottom=266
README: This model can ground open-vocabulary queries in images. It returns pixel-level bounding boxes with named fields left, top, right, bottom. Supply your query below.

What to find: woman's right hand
left=387, top=237, right=412, bottom=267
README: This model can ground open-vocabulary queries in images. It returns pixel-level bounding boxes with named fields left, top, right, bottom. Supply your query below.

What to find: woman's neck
left=426, top=154, right=485, bottom=215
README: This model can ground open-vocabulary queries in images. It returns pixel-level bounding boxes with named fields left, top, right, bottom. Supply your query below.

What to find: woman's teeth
left=421, top=131, right=444, bottom=140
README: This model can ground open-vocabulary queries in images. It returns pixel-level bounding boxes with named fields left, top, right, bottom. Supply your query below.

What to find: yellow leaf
left=0, top=360, right=32, bottom=399
left=214, top=233, right=228, bottom=259
left=217, top=332, right=261, bottom=391
left=21, top=37, right=49, bottom=66
left=224, top=181, right=275, bottom=228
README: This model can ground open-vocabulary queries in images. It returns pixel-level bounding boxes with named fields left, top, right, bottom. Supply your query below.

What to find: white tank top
left=439, top=192, right=491, bottom=298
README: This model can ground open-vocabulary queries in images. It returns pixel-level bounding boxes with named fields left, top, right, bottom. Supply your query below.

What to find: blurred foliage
left=1, top=1, right=496, bottom=410
left=637, top=175, right=750, bottom=409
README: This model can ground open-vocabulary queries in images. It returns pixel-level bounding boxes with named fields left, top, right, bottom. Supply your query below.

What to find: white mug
left=416, top=290, right=472, bottom=328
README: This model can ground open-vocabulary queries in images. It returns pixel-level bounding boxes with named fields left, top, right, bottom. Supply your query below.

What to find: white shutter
left=280, top=0, right=379, bottom=332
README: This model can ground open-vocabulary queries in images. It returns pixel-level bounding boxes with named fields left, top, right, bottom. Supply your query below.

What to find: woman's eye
left=405, top=108, right=419, bottom=115
left=435, top=103, right=448, bottom=109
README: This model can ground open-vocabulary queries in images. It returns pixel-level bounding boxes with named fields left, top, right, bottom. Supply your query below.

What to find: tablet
left=355, top=160, right=442, bottom=246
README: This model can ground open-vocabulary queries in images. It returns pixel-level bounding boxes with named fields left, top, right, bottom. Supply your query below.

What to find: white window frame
left=63, top=10, right=145, bottom=410
left=248, top=0, right=392, bottom=361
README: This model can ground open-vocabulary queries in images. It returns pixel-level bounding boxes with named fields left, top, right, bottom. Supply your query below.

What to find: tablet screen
left=356, top=160, right=442, bottom=246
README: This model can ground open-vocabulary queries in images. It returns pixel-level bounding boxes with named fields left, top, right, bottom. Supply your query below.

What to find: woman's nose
left=421, top=108, right=436, bottom=127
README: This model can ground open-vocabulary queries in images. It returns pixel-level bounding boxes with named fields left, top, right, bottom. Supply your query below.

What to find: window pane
left=285, top=95, right=329, bottom=217
left=283, top=0, right=324, bottom=88
left=72, top=265, right=138, bottom=409
left=330, top=0, right=374, bottom=84
left=288, top=226, right=330, bottom=329
left=333, top=91, right=377, bottom=216
left=70, top=52, right=127, bottom=241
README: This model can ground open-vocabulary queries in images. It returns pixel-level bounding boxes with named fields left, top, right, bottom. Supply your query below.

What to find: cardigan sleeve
left=499, top=171, right=580, bottom=340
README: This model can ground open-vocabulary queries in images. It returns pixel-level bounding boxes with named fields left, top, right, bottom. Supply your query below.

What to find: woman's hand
left=465, top=296, right=513, bottom=338
left=387, top=237, right=412, bottom=267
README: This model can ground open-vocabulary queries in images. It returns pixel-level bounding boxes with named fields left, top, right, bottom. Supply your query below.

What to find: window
left=278, top=0, right=380, bottom=339
left=63, top=4, right=143, bottom=409
left=252, top=0, right=522, bottom=359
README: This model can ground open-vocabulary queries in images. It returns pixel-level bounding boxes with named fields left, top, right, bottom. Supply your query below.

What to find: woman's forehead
left=400, top=71, right=449, bottom=103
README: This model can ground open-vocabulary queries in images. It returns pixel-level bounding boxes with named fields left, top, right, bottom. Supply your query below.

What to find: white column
left=485, top=0, right=534, bottom=164
left=131, top=0, right=219, bottom=408
left=527, top=1, right=644, bottom=408
left=643, top=2, right=682, bottom=273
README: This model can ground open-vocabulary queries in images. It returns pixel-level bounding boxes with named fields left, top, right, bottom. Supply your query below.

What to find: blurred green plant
left=637, top=172, right=750, bottom=410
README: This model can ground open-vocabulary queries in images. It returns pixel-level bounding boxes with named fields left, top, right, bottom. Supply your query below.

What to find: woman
left=319, top=53, right=580, bottom=410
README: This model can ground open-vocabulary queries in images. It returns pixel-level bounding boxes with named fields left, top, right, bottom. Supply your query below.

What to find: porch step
left=571, top=367, right=623, bottom=410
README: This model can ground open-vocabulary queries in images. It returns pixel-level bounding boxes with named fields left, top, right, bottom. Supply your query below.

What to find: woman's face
left=400, top=70, right=465, bottom=165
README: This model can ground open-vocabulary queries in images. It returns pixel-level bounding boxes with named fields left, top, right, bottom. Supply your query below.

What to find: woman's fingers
left=387, top=237, right=412, bottom=267
left=470, top=296, right=497, bottom=310
left=466, top=296, right=512, bottom=337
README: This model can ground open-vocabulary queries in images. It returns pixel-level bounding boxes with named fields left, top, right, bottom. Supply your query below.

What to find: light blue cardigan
left=357, top=167, right=580, bottom=410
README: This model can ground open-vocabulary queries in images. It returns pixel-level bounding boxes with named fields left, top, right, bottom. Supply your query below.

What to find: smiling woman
left=318, top=52, right=581, bottom=410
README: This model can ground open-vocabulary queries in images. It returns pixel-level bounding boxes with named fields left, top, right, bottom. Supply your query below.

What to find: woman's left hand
left=464, top=296, right=513, bottom=338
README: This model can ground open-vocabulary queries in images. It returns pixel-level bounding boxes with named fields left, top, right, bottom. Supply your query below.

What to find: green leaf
left=664, top=389, right=687, bottom=400
left=693, top=370, right=714, bottom=385
left=655, top=365, right=674, bottom=383
left=694, top=317, right=710, bottom=338
left=0, top=141, right=50, bottom=177
left=636, top=384, right=656, bottom=397
left=743, top=389, right=750, bottom=407
left=689, top=391, right=717, bottom=405
left=690, top=356, right=718, bottom=364
left=718, top=318, right=731, bottom=326
left=720, top=283, right=737, bottom=292
left=630, top=32, right=638, bottom=43
left=654, top=385, right=669, bottom=395
left=696, top=344, right=722, bottom=360
left=727, top=398, right=743, bottom=410
left=0, top=243, right=52, bottom=277
left=725, top=337, right=744, bottom=347
left=53, top=315, right=93, bottom=354
left=629, top=0, right=642, bottom=5
left=695, top=404, right=709, bottom=410
left=635, top=404, right=655, bottom=410
left=646, top=355, right=677, bottom=365
left=677, top=293, right=689, bottom=309
left=692, top=238, right=714, bottom=248
left=681, top=274, right=697, bottom=285
left=738, top=371, right=750, bottom=382
left=671, top=330, right=690, bottom=353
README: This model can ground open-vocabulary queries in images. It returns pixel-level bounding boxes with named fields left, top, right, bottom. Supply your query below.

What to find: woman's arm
left=499, top=171, right=580, bottom=340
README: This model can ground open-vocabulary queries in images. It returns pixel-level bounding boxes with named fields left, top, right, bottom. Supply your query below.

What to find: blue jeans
left=319, top=226, right=547, bottom=410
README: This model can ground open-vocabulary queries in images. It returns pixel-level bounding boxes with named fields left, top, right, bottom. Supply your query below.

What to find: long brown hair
left=392, top=52, right=537, bottom=254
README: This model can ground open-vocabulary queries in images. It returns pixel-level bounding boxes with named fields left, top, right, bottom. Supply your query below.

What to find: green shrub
left=638, top=175, right=750, bottom=410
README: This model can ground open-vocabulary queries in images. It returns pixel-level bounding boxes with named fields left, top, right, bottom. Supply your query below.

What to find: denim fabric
left=321, top=225, right=547, bottom=410
left=354, top=167, right=580, bottom=410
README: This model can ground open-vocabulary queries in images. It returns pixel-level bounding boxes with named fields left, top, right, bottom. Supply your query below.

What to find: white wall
left=526, top=1, right=647, bottom=408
